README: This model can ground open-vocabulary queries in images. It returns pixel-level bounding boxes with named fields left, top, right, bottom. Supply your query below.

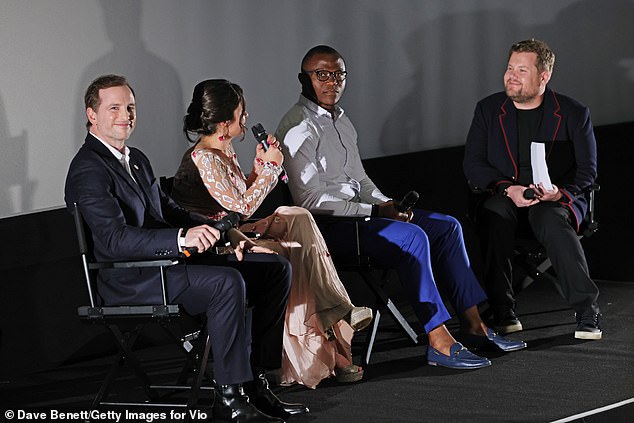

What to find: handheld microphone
left=182, top=212, right=240, bottom=257
left=251, top=123, right=288, bottom=184
left=395, top=190, right=419, bottom=212
left=213, top=211, right=240, bottom=232
left=523, top=189, right=536, bottom=200
left=523, top=187, right=543, bottom=200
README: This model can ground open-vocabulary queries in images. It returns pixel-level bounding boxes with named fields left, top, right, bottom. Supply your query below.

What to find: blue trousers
left=321, top=209, right=487, bottom=333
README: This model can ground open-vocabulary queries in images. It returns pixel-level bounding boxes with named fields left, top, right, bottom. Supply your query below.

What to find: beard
left=505, top=82, right=540, bottom=104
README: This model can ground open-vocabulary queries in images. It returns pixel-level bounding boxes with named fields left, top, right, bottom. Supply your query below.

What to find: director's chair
left=71, top=202, right=213, bottom=411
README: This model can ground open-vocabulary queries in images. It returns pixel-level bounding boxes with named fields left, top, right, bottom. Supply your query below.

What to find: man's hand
left=531, top=183, right=562, bottom=202
left=376, top=200, right=411, bottom=222
left=184, top=225, right=221, bottom=253
left=505, top=185, right=539, bottom=207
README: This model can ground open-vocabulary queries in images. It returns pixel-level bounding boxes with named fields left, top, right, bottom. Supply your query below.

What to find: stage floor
left=2, top=279, right=633, bottom=422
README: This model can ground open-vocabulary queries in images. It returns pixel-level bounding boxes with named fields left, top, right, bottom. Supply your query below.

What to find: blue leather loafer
left=427, top=342, right=491, bottom=369
left=461, top=328, right=527, bottom=352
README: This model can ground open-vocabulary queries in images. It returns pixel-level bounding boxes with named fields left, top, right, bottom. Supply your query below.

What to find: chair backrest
left=71, top=202, right=180, bottom=316
left=71, top=202, right=99, bottom=308
left=160, top=175, right=174, bottom=196
left=581, top=183, right=600, bottom=237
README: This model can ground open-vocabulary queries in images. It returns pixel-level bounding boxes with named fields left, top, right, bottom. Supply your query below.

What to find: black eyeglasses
left=305, top=69, right=348, bottom=82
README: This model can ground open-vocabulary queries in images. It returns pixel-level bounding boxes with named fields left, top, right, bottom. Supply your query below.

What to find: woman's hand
left=226, top=228, right=277, bottom=261
left=233, top=239, right=277, bottom=261
left=257, top=135, right=284, bottom=166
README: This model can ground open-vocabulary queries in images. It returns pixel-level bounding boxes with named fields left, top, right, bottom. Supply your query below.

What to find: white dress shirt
left=276, top=95, right=390, bottom=216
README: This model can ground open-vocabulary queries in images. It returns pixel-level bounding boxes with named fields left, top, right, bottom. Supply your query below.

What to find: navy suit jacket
left=463, top=87, right=597, bottom=231
left=65, top=133, right=208, bottom=305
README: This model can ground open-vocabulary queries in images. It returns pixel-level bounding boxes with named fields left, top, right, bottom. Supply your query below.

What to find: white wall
left=1, top=0, right=633, bottom=218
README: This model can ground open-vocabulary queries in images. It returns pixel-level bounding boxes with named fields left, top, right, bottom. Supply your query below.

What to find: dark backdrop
left=0, top=121, right=631, bottom=380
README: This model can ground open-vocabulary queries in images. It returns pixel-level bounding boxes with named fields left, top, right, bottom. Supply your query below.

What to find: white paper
left=530, top=142, right=553, bottom=190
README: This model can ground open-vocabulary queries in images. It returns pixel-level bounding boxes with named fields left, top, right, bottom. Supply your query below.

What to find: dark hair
left=509, top=39, right=555, bottom=74
left=84, top=74, right=135, bottom=130
left=300, top=45, right=343, bottom=72
left=183, top=79, right=246, bottom=143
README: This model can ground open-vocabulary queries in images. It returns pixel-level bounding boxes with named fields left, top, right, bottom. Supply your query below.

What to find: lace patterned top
left=172, top=142, right=281, bottom=220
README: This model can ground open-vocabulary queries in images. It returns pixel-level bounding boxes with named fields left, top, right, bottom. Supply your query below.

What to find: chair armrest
left=312, top=214, right=370, bottom=223
left=88, top=259, right=180, bottom=270
left=78, top=304, right=182, bottom=319
left=311, top=214, right=372, bottom=268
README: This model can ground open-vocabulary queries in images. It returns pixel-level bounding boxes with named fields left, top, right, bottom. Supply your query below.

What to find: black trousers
left=188, top=253, right=291, bottom=374
left=477, top=195, right=600, bottom=314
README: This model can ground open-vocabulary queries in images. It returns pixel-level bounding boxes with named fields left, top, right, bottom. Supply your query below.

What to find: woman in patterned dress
left=171, top=79, right=372, bottom=388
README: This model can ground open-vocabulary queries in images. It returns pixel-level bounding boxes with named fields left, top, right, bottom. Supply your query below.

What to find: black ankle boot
left=214, top=384, right=284, bottom=423
left=243, top=372, right=309, bottom=419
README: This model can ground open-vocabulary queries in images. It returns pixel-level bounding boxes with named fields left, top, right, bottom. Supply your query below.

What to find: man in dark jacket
left=65, top=74, right=306, bottom=422
left=463, top=39, right=601, bottom=339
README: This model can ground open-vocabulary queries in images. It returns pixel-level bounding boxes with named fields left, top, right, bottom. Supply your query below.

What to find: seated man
left=276, top=46, right=526, bottom=370
left=65, top=74, right=307, bottom=422
left=463, top=39, right=602, bottom=339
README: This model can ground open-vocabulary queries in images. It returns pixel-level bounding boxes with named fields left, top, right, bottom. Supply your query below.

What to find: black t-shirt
left=516, top=104, right=544, bottom=185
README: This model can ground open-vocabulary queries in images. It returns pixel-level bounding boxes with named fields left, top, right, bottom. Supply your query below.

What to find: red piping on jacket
left=499, top=97, right=518, bottom=180
left=546, top=90, right=562, bottom=157
left=544, top=91, right=580, bottom=230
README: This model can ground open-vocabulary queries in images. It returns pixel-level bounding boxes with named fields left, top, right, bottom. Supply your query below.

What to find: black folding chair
left=311, top=214, right=420, bottom=366
left=512, top=184, right=600, bottom=293
left=72, top=202, right=213, bottom=411
left=253, top=184, right=420, bottom=366
left=466, top=183, right=600, bottom=295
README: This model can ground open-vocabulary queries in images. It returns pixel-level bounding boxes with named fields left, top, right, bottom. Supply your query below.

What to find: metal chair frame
left=72, top=202, right=213, bottom=411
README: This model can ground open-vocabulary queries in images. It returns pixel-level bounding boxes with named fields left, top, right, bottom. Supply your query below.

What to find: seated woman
left=171, top=79, right=373, bottom=389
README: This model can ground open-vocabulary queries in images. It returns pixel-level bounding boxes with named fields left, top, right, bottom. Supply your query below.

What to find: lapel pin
left=133, top=164, right=139, bottom=171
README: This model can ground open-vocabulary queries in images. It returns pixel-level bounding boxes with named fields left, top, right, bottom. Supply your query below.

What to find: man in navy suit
left=463, top=39, right=602, bottom=339
left=65, top=74, right=306, bottom=422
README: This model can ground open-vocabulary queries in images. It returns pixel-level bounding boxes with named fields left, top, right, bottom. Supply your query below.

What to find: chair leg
left=383, top=298, right=419, bottom=344
left=515, top=254, right=554, bottom=293
left=187, top=334, right=213, bottom=409
left=157, top=323, right=210, bottom=388
left=94, top=323, right=159, bottom=407
left=358, top=270, right=419, bottom=365
left=363, top=308, right=382, bottom=366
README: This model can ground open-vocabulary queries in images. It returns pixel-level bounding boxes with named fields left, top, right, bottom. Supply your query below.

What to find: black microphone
left=251, top=123, right=288, bottom=184
left=182, top=212, right=240, bottom=257
left=213, top=211, right=240, bottom=232
left=523, top=189, right=536, bottom=200
left=395, top=190, right=419, bottom=212
left=523, top=187, right=543, bottom=200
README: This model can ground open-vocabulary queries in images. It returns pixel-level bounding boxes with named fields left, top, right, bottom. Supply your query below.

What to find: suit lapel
left=84, top=134, right=150, bottom=210
left=539, top=88, right=563, bottom=147
left=498, top=97, right=519, bottom=179
left=128, top=151, right=165, bottom=222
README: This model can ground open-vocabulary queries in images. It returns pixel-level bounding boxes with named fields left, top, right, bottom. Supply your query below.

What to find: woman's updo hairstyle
left=183, top=79, right=245, bottom=142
